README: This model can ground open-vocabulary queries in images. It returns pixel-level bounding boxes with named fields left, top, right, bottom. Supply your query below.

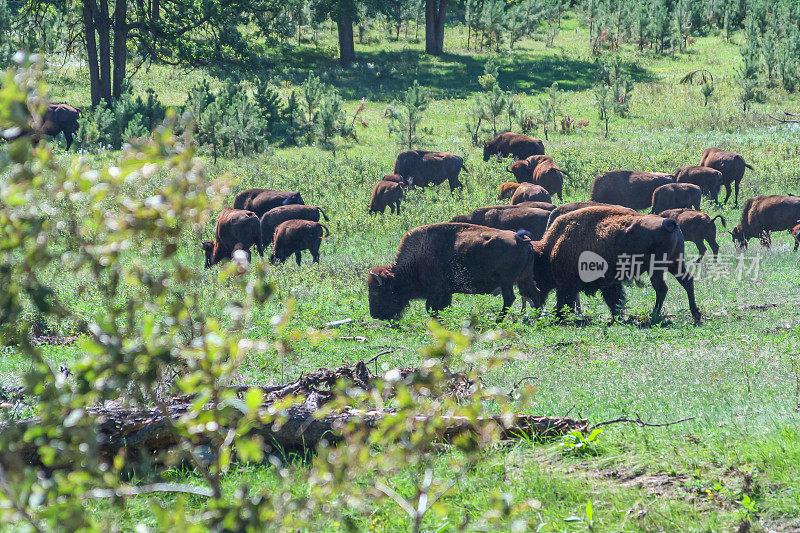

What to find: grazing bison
left=658, top=209, right=726, bottom=261
left=393, top=150, right=468, bottom=191
left=203, top=208, right=263, bottom=268
left=531, top=206, right=701, bottom=323
left=381, top=174, right=405, bottom=184
left=674, top=166, right=723, bottom=203
left=233, top=189, right=305, bottom=217
left=498, top=182, right=552, bottom=204
left=452, top=206, right=550, bottom=240
left=699, top=148, right=754, bottom=207
left=259, top=205, right=328, bottom=247
left=6, top=103, right=81, bottom=149
left=546, top=201, right=625, bottom=228
left=508, top=156, right=567, bottom=200
left=483, top=132, right=545, bottom=161
left=369, top=180, right=404, bottom=215
left=731, top=195, right=800, bottom=249
left=590, top=170, right=674, bottom=210
left=367, top=223, right=539, bottom=321
left=270, top=220, right=329, bottom=265
left=789, top=223, right=800, bottom=251
left=651, top=183, right=702, bottom=214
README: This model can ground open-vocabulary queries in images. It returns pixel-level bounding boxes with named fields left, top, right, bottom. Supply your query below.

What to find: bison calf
left=658, top=209, right=726, bottom=261
left=270, top=220, right=329, bottom=265
left=498, top=182, right=552, bottom=204
left=203, top=208, right=263, bottom=268
left=370, top=180, right=404, bottom=215
left=393, top=150, right=467, bottom=191
left=260, top=205, right=328, bottom=247
left=674, top=166, right=723, bottom=203
left=368, top=223, right=539, bottom=321
left=651, top=183, right=702, bottom=214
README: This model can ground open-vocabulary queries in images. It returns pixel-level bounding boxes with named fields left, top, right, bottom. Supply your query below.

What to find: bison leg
left=722, top=183, right=732, bottom=205
left=295, top=251, right=302, bottom=266
left=425, top=293, right=452, bottom=316
left=760, top=231, right=771, bottom=249
left=600, top=284, right=625, bottom=320
left=733, top=180, right=740, bottom=208
left=448, top=177, right=463, bottom=192
left=669, top=265, right=701, bottom=323
left=311, top=240, right=321, bottom=262
left=795, top=239, right=799, bottom=252
left=497, top=285, right=516, bottom=322
left=707, top=239, right=719, bottom=261
left=695, top=241, right=707, bottom=262
left=395, top=201, right=401, bottom=215
left=648, top=270, right=669, bottom=324
left=64, top=130, right=74, bottom=150
left=554, top=288, right=579, bottom=320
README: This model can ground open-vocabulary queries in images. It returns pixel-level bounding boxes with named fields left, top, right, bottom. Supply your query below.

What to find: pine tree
left=387, top=80, right=431, bottom=148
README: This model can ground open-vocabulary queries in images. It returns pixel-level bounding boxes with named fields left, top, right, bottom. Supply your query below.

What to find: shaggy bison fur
left=452, top=206, right=550, bottom=240
left=233, top=189, right=305, bottom=217
left=658, top=209, right=726, bottom=261
left=259, top=205, right=328, bottom=247
left=498, top=183, right=552, bottom=204
left=651, top=183, right=702, bottom=214
left=203, top=208, right=263, bottom=268
left=699, top=148, right=754, bottom=207
left=370, top=180, right=404, bottom=215
left=531, top=206, right=701, bottom=323
left=270, top=220, right=329, bottom=265
left=483, top=132, right=545, bottom=161
left=367, top=223, right=539, bottom=321
left=546, top=201, right=627, bottom=228
left=393, top=150, right=468, bottom=191
left=590, top=170, right=674, bottom=210
left=731, top=195, right=800, bottom=249
left=674, top=165, right=723, bottom=203
left=508, top=155, right=566, bottom=200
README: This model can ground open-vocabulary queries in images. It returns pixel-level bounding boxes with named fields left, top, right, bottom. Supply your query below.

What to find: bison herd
left=198, top=131, right=796, bottom=326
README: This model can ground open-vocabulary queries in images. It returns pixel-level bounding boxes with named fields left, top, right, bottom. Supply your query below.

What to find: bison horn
left=506, top=165, right=513, bottom=173
left=369, top=271, right=383, bottom=286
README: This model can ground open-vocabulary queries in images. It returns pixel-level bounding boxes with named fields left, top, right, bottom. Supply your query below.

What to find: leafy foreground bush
left=0, top=59, right=548, bottom=531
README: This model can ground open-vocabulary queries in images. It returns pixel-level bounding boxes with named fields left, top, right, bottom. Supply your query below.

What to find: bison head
left=508, top=160, right=531, bottom=182
left=282, top=192, right=303, bottom=207
left=367, top=266, right=407, bottom=320
left=483, top=143, right=492, bottom=162
left=730, top=226, right=747, bottom=250
left=497, top=182, right=519, bottom=200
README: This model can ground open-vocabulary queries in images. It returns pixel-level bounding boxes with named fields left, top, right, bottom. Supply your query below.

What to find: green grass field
left=7, top=15, right=800, bottom=531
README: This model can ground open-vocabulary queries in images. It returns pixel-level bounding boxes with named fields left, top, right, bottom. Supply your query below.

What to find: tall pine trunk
left=97, top=0, right=112, bottom=103
left=337, top=16, right=356, bottom=66
left=83, top=1, right=101, bottom=106
left=425, top=0, right=448, bottom=55
left=112, top=0, right=128, bottom=99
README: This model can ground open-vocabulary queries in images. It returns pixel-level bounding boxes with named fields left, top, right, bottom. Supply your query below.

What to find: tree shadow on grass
left=267, top=46, right=655, bottom=102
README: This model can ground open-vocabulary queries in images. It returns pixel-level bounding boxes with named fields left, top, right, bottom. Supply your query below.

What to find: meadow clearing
left=4, top=10, right=800, bottom=531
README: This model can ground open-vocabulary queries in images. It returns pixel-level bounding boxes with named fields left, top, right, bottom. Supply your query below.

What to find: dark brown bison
left=508, top=156, right=567, bottom=200
left=789, top=223, right=800, bottom=251
left=393, top=150, right=468, bottom=191
left=546, top=201, right=624, bottom=228
left=498, top=182, right=551, bottom=204
left=270, top=220, right=329, bottom=265
left=651, top=183, right=702, bottom=214
left=590, top=170, right=674, bottom=210
left=452, top=206, right=550, bottom=240
left=367, top=223, right=539, bottom=321
left=731, top=195, right=800, bottom=249
left=233, top=189, right=305, bottom=217
left=7, top=103, right=81, bottom=149
left=674, top=166, right=723, bottom=203
left=203, top=208, right=263, bottom=268
left=531, top=206, right=701, bottom=323
left=658, top=209, right=726, bottom=261
left=483, top=132, right=545, bottom=161
left=699, top=148, right=754, bottom=207
left=381, top=174, right=405, bottom=184
left=259, top=204, right=328, bottom=247
left=369, top=180, right=404, bottom=215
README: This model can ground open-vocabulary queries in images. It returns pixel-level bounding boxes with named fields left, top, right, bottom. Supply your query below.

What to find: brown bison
left=6, top=103, right=82, bottom=149
left=381, top=174, right=405, bottom=184
left=233, top=189, right=305, bottom=217
left=651, top=183, right=702, bottom=214
left=367, top=223, right=539, bottom=321
left=531, top=206, right=701, bottom=323
left=515, top=201, right=556, bottom=211
left=789, top=223, right=800, bottom=251
left=270, top=220, right=329, bottom=265
left=498, top=182, right=552, bottom=204
left=452, top=206, right=550, bottom=240
left=699, top=148, right=754, bottom=207
left=508, top=156, right=567, bottom=200
left=393, top=150, right=468, bottom=191
left=590, top=170, right=674, bottom=210
left=731, top=195, right=800, bottom=249
left=259, top=204, right=328, bottom=247
left=370, top=180, right=404, bottom=215
left=483, top=132, right=545, bottom=161
left=674, top=166, right=723, bottom=203
left=203, top=208, right=263, bottom=268
left=546, top=201, right=624, bottom=228
left=658, top=209, right=726, bottom=261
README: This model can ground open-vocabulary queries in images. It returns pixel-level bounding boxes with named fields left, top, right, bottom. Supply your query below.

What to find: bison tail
left=461, top=162, right=470, bottom=174
left=711, top=215, right=727, bottom=227
left=744, top=162, right=754, bottom=170
left=317, top=206, right=330, bottom=221
left=319, top=224, right=330, bottom=238
left=560, top=168, right=571, bottom=177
